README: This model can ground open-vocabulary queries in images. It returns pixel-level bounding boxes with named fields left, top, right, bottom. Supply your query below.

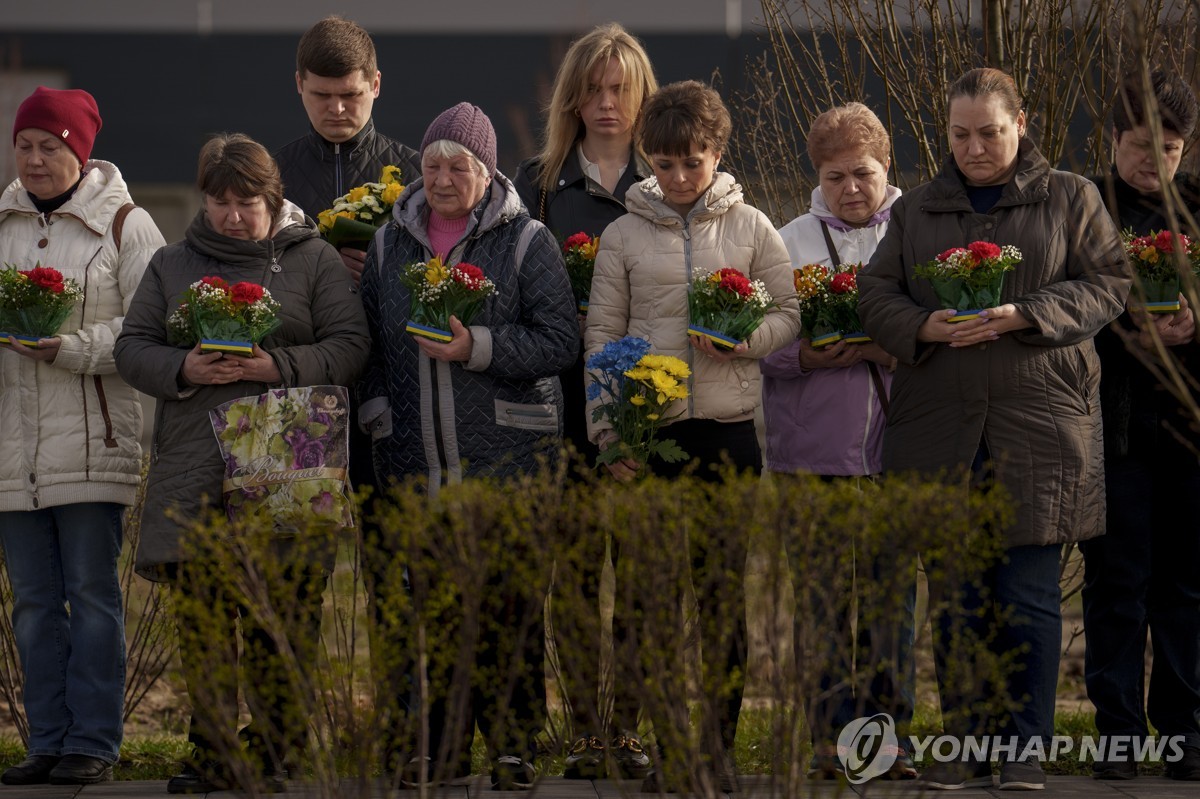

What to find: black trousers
left=170, top=559, right=327, bottom=771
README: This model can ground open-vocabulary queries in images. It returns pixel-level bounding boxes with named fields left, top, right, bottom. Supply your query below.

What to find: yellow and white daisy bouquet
left=317, top=164, right=405, bottom=250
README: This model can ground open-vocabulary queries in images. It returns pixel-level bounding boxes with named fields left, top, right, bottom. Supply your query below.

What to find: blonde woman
left=513, top=22, right=658, bottom=781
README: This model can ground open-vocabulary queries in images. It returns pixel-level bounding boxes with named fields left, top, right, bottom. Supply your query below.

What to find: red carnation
left=1154, top=230, right=1186, bottom=253
left=452, top=263, right=487, bottom=289
left=201, top=276, right=229, bottom=291
left=230, top=281, right=265, bottom=305
left=938, top=247, right=967, bottom=261
left=25, top=266, right=66, bottom=294
left=830, top=271, right=857, bottom=294
left=563, top=233, right=591, bottom=252
left=718, top=272, right=753, bottom=297
left=968, top=241, right=1002, bottom=261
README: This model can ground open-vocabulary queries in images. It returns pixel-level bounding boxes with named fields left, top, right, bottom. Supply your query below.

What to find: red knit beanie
left=13, top=86, right=103, bottom=166
left=420, top=102, right=497, bottom=176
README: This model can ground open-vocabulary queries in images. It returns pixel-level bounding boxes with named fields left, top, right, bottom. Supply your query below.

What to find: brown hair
left=806, top=102, right=891, bottom=169
left=197, top=133, right=284, bottom=219
left=297, top=15, right=377, bottom=80
left=947, top=68, right=1024, bottom=118
left=637, top=80, right=731, bottom=157
left=1113, top=69, right=1198, bottom=140
left=533, top=23, right=658, bottom=194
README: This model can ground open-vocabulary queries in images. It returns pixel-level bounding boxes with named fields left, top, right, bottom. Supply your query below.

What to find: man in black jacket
left=275, top=18, right=420, bottom=780
left=276, top=15, right=420, bottom=285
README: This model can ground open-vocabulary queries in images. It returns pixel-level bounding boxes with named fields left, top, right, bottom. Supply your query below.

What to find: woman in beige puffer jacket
left=583, top=81, right=800, bottom=792
left=0, top=87, right=165, bottom=786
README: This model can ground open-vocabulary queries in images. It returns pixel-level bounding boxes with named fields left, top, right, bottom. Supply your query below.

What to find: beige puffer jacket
left=585, top=172, right=801, bottom=442
left=0, top=160, right=165, bottom=511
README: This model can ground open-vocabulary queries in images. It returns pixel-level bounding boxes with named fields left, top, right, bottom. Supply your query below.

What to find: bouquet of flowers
left=563, top=232, right=599, bottom=313
left=687, top=267, right=774, bottom=349
left=586, top=336, right=690, bottom=468
left=794, top=263, right=870, bottom=348
left=1123, top=229, right=1200, bottom=313
left=209, top=385, right=353, bottom=534
left=317, top=164, right=405, bottom=250
left=399, top=256, right=496, bottom=341
left=0, top=264, right=83, bottom=347
left=167, top=276, right=282, bottom=355
left=913, top=241, right=1022, bottom=322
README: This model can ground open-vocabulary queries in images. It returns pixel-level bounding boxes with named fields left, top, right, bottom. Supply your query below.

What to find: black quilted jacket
left=358, top=173, right=579, bottom=492
left=275, top=120, right=421, bottom=219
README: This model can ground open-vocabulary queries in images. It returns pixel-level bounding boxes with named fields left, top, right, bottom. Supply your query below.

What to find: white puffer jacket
left=0, top=160, right=165, bottom=511
left=585, top=172, right=801, bottom=440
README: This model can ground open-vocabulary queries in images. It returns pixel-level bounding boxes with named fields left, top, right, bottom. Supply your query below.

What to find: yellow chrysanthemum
left=1139, top=246, right=1159, bottom=264
left=639, top=354, right=690, bottom=379
left=650, top=370, right=678, bottom=392
left=425, top=256, right=449, bottom=285
left=667, top=386, right=688, bottom=400
left=707, top=273, right=722, bottom=284
left=629, top=395, right=646, bottom=406
left=382, top=182, right=403, bottom=205
left=647, top=413, right=660, bottom=420
left=624, top=366, right=653, bottom=381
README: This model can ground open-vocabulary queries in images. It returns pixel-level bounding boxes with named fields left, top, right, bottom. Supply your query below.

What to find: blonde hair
left=806, top=102, right=891, bottom=169
left=533, top=23, right=658, bottom=193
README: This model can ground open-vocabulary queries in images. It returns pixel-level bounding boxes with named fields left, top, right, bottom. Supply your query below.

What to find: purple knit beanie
left=420, top=102, right=497, bottom=176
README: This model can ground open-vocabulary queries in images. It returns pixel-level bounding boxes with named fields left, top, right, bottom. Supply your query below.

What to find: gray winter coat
left=114, top=204, right=370, bottom=578
left=358, top=173, right=579, bottom=493
left=857, top=140, right=1131, bottom=547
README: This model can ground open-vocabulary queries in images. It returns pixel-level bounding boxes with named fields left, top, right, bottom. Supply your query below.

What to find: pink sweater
left=428, top=210, right=468, bottom=260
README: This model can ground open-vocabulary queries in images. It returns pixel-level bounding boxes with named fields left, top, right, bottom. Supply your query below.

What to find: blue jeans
left=929, top=543, right=1062, bottom=750
left=0, top=503, right=125, bottom=762
left=1080, top=453, right=1200, bottom=747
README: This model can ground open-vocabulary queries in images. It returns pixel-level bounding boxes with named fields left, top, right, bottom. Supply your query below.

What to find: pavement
left=0, top=775, right=1193, bottom=799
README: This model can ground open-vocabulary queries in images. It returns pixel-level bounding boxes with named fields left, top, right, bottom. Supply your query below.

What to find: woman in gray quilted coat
left=358, top=103, right=577, bottom=790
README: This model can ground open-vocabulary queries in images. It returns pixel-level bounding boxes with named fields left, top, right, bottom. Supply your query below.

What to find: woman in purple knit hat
left=358, top=102, right=578, bottom=790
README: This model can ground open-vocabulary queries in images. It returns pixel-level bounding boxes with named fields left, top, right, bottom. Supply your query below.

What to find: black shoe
left=1092, top=758, right=1137, bottom=780
left=564, top=735, right=606, bottom=779
left=48, top=754, right=113, bottom=785
left=167, top=760, right=230, bottom=794
left=1, top=755, right=61, bottom=786
left=917, top=760, right=993, bottom=790
left=610, top=733, right=652, bottom=780
left=998, top=759, right=1045, bottom=790
left=1167, top=744, right=1200, bottom=781
left=491, top=755, right=536, bottom=790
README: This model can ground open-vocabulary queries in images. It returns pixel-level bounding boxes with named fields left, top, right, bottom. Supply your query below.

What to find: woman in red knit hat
left=0, top=85, right=165, bottom=786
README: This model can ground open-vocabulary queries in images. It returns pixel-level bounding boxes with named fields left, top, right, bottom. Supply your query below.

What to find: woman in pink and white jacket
left=759, top=102, right=916, bottom=781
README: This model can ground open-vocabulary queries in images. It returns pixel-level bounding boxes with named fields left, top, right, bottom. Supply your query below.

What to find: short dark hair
left=197, top=133, right=284, bottom=219
left=297, top=16, right=377, bottom=80
left=1113, top=69, right=1198, bottom=140
left=637, top=80, right=731, bottom=157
